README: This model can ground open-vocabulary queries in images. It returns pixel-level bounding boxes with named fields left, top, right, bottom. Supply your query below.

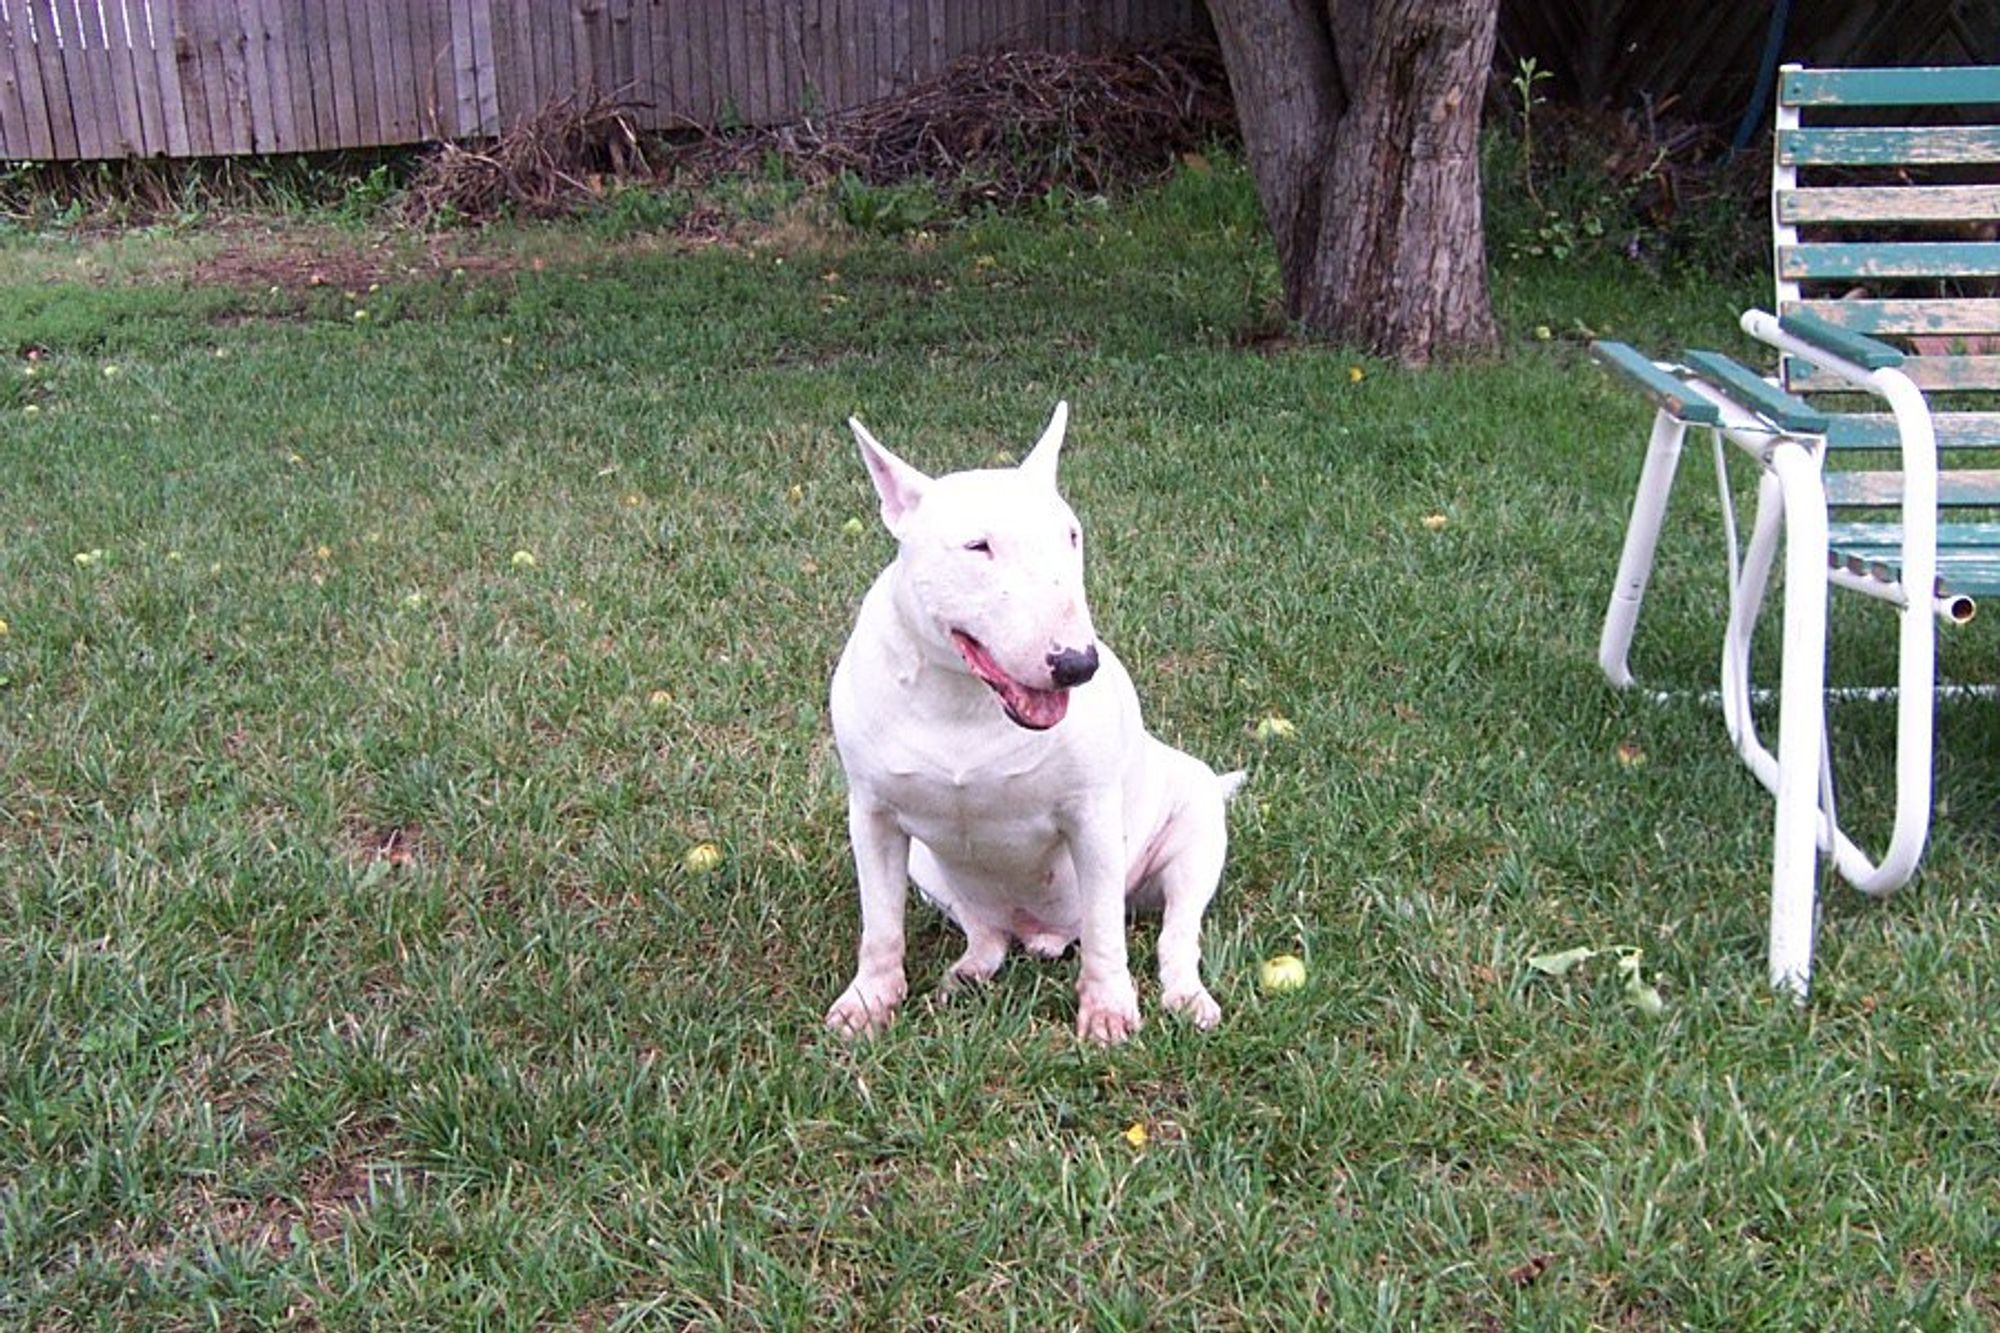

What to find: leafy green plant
left=1511, top=56, right=1554, bottom=208
left=587, top=182, right=687, bottom=238
left=836, top=171, right=940, bottom=235
left=336, top=162, right=402, bottom=223
left=1511, top=207, right=1608, bottom=263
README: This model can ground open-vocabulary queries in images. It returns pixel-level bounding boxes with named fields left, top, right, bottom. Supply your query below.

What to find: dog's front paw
left=1076, top=980, right=1142, bottom=1046
left=825, top=973, right=907, bottom=1039
left=1163, top=984, right=1222, bottom=1030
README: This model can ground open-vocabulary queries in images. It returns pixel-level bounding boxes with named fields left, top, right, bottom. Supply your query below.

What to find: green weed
left=836, top=171, right=941, bottom=235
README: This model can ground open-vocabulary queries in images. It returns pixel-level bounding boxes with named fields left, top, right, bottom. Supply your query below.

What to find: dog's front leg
left=826, top=796, right=910, bottom=1038
left=1068, top=797, right=1140, bottom=1045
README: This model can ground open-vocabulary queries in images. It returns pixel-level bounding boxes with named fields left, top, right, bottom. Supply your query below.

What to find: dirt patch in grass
left=341, top=820, right=432, bottom=870
left=185, top=227, right=522, bottom=300
left=198, top=1156, right=388, bottom=1257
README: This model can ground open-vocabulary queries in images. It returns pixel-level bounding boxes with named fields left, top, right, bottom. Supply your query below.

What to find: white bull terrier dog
left=826, top=402, right=1244, bottom=1045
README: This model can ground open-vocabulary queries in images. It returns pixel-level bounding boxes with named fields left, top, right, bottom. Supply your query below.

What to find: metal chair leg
left=1600, top=410, right=1690, bottom=688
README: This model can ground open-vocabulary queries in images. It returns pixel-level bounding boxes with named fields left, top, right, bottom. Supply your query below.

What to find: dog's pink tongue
left=950, top=632, right=1070, bottom=730
left=1006, top=683, right=1069, bottom=729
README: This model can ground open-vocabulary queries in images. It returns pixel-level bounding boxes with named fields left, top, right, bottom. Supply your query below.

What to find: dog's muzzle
left=1047, top=645, right=1100, bottom=689
left=950, top=631, right=1091, bottom=730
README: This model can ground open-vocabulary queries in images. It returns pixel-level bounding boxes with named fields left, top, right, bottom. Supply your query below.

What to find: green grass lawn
left=3, top=164, right=1996, bottom=1329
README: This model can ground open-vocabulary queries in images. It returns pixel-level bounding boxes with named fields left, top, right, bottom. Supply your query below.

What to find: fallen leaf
left=1526, top=945, right=1596, bottom=976
left=1626, top=980, right=1667, bottom=1016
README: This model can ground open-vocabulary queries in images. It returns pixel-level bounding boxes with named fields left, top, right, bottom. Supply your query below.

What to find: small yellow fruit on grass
left=1259, top=953, right=1307, bottom=994
left=682, top=842, right=723, bottom=874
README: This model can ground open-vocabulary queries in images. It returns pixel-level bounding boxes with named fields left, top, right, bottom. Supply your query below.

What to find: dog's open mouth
left=950, top=631, right=1069, bottom=730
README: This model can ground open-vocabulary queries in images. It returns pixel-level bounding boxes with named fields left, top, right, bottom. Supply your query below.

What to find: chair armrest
left=1741, top=310, right=1911, bottom=396
left=1590, top=340, right=1722, bottom=426
left=1682, top=350, right=1831, bottom=434
left=1776, top=310, right=1905, bottom=371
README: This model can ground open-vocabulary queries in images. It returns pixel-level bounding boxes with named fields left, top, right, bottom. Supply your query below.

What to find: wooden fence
left=0, top=1, right=1199, bottom=162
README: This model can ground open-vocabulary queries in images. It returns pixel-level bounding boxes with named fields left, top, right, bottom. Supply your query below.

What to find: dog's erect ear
left=850, top=417, right=930, bottom=533
left=1018, top=401, right=1069, bottom=489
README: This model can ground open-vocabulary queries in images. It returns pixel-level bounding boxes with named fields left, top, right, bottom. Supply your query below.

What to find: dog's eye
left=964, top=539, right=992, bottom=555
left=1069, top=528, right=1081, bottom=548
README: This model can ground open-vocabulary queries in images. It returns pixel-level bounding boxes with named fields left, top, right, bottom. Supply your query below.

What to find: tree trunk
left=1207, top=0, right=1500, bottom=365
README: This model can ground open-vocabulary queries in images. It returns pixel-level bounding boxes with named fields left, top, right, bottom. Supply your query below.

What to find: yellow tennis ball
left=1259, top=954, right=1307, bottom=994
left=682, top=842, right=723, bottom=874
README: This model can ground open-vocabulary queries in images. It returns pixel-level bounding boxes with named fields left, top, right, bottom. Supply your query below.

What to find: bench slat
left=1830, top=520, right=2000, bottom=549
left=1792, top=355, right=2000, bottom=392
left=1788, top=297, right=2000, bottom=337
left=1826, top=537, right=2000, bottom=600
left=1824, top=468, right=2000, bottom=508
left=1824, top=413, right=2000, bottom=450
left=1779, top=241, right=2000, bottom=280
left=1782, top=65, right=2000, bottom=108
left=1932, top=551, right=2000, bottom=597
left=1778, top=184, right=2000, bottom=224
left=1780, top=126, right=2000, bottom=167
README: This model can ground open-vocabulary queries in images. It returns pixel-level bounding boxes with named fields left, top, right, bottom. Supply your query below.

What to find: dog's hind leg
left=944, top=924, right=1011, bottom=990
left=910, top=843, right=1011, bottom=990
left=1152, top=804, right=1229, bottom=1030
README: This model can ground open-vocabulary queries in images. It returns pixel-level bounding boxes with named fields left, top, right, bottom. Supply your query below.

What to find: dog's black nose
left=1047, top=645, right=1100, bottom=688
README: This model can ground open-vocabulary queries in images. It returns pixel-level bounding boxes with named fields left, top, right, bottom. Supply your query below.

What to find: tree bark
left=1207, top=0, right=1500, bottom=365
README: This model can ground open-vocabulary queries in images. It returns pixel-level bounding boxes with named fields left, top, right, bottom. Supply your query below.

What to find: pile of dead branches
left=400, top=92, right=646, bottom=226
left=671, top=41, right=1236, bottom=207
left=396, top=43, right=1233, bottom=227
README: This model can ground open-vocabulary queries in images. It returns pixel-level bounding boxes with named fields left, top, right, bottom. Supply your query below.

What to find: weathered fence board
left=0, top=0, right=1199, bottom=161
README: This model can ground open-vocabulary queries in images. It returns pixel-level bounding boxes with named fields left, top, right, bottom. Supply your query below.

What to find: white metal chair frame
left=1597, top=316, right=1942, bottom=998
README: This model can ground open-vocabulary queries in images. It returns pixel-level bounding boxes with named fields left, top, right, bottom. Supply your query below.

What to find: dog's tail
left=1218, top=769, right=1249, bottom=801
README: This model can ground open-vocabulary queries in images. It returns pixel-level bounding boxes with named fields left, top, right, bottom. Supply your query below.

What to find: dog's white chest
left=860, top=730, right=1067, bottom=854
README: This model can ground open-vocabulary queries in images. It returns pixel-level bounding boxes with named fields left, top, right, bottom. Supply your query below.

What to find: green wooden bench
left=1592, top=63, right=2000, bottom=999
